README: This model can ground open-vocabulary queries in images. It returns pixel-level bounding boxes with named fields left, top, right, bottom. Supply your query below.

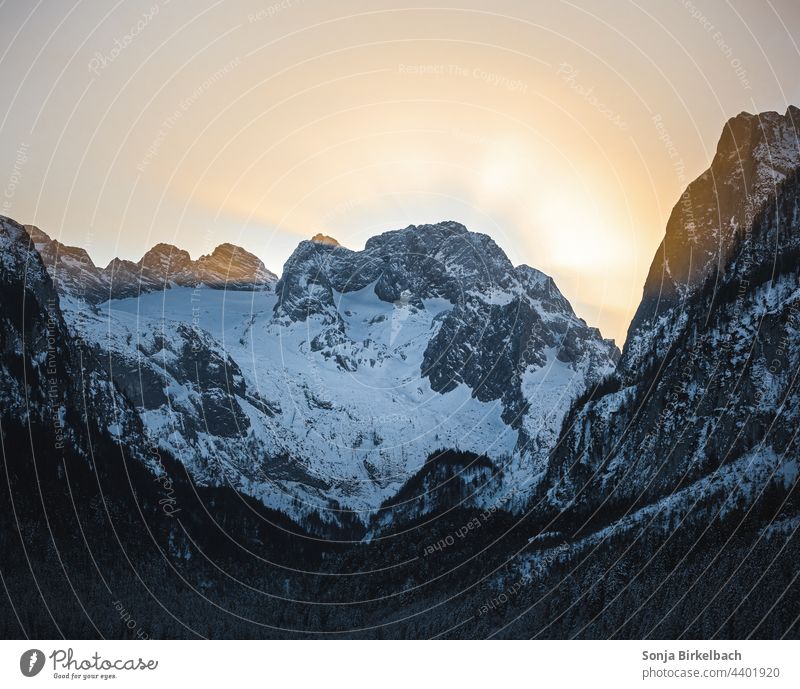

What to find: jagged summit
left=7, top=213, right=618, bottom=524
left=625, top=104, right=800, bottom=368
left=194, top=242, right=277, bottom=288
left=17, top=224, right=277, bottom=302
left=310, top=232, right=340, bottom=246
left=547, top=105, right=800, bottom=523
left=275, top=220, right=525, bottom=322
left=265, top=219, right=618, bottom=513
left=3, top=102, right=799, bottom=638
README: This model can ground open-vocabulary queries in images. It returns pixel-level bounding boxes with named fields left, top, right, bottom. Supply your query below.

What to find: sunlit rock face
left=543, top=108, right=800, bottom=522
left=24, top=225, right=277, bottom=303
left=626, top=106, right=800, bottom=372
left=25, top=224, right=110, bottom=303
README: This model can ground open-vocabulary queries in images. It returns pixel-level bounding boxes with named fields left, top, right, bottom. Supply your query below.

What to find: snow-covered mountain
left=12, top=218, right=617, bottom=530
left=2, top=107, right=800, bottom=639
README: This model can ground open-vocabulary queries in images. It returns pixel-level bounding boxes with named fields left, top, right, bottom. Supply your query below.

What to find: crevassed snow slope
left=66, top=286, right=518, bottom=524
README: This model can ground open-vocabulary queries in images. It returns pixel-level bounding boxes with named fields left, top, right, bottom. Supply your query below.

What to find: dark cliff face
left=272, top=221, right=511, bottom=321
left=0, top=216, right=143, bottom=456
left=626, top=106, right=800, bottom=373
left=422, top=264, right=614, bottom=404
left=543, top=113, right=800, bottom=519
left=1, top=217, right=71, bottom=423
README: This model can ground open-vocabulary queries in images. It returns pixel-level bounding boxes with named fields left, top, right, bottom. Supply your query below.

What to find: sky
left=1, top=0, right=799, bottom=344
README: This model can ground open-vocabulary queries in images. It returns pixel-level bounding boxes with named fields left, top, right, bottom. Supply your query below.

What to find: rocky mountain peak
left=23, top=224, right=52, bottom=249
left=624, top=105, right=800, bottom=369
left=20, top=224, right=107, bottom=302
left=138, top=243, right=193, bottom=283
left=140, top=242, right=191, bottom=263
left=362, top=221, right=467, bottom=252
left=544, top=109, right=800, bottom=536
left=194, top=242, right=277, bottom=288
left=716, top=106, right=800, bottom=160
left=271, top=218, right=618, bottom=495
left=275, top=221, right=519, bottom=321
left=21, top=227, right=276, bottom=302
left=310, top=233, right=340, bottom=246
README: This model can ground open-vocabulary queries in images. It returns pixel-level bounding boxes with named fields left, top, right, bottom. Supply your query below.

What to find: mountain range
left=25, top=224, right=277, bottom=302
left=14, top=217, right=619, bottom=531
left=0, top=107, right=798, bottom=638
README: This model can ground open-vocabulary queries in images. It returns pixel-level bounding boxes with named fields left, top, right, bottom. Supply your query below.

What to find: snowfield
left=63, top=287, right=519, bottom=524
left=41, top=221, right=619, bottom=529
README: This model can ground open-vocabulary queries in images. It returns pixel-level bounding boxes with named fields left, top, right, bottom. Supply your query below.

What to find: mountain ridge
left=625, top=105, right=800, bottom=371
left=6, top=215, right=618, bottom=530
left=1, top=105, right=799, bottom=638
left=537, top=106, right=800, bottom=522
left=24, top=224, right=278, bottom=303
